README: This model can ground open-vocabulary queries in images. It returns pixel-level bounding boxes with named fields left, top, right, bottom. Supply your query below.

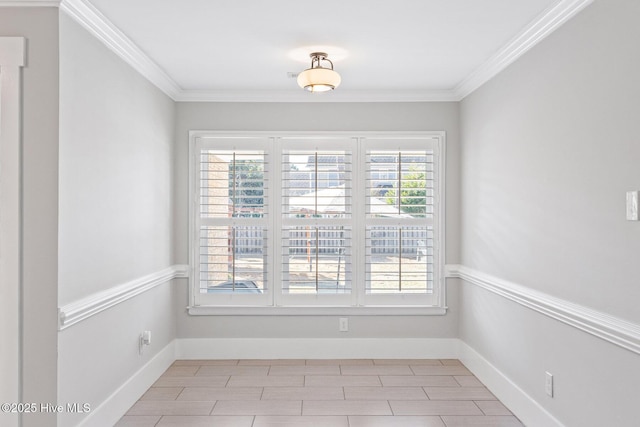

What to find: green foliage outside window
left=385, top=170, right=426, bottom=214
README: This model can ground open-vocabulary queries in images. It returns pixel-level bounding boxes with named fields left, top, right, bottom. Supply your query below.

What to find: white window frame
left=188, top=131, right=447, bottom=316
left=360, top=137, right=442, bottom=307
left=191, top=137, right=273, bottom=307
left=278, top=136, right=357, bottom=307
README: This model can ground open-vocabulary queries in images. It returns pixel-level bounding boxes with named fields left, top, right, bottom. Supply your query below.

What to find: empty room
left=0, top=0, right=638, bottom=426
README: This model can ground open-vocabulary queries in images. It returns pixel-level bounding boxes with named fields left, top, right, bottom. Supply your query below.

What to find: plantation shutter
left=363, top=140, right=439, bottom=305
left=194, top=138, right=271, bottom=305
left=189, top=133, right=444, bottom=310
left=279, top=139, right=355, bottom=305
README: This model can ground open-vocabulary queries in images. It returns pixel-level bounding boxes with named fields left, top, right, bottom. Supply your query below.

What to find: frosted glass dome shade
left=297, top=66, right=341, bottom=92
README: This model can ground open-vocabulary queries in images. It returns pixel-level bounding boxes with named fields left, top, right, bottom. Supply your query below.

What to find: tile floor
left=117, top=359, right=524, bottom=427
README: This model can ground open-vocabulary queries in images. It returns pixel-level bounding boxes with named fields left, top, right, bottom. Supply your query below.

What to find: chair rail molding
left=58, top=264, right=189, bottom=330
left=446, top=264, right=640, bottom=355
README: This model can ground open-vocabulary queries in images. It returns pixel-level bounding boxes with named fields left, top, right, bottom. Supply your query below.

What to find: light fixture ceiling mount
left=296, top=52, right=341, bottom=93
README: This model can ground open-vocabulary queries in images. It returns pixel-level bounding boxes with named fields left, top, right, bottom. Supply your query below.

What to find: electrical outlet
left=339, top=317, right=349, bottom=332
left=545, top=372, right=554, bottom=397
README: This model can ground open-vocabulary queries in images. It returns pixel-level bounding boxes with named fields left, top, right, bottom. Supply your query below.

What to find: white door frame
left=0, top=36, right=26, bottom=427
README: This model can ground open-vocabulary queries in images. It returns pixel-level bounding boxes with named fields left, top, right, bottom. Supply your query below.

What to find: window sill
left=187, top=305, right=448, bottom=316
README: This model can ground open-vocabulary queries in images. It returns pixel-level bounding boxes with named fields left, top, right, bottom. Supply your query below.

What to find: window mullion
left=398, top=226, right=402, bottom=292
left=354, top=137, right=365, bottom=307
left=231, top=152, right=236, bottom=216
left=315, top=226, right=319, bottom=291
left=397, top=151, right=402, bottom=215
left=314, top=151, right=318, bottom=213
left=191, top=140, right=201, bottom=307
left=272, top=137, right=282, bottom=307
left=231, top=226, right=236, bottom=291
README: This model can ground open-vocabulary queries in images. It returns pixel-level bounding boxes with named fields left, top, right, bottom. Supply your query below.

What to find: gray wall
left=57, top=13, right=176, bottom=426
left=0, top=7, right=59, bottom=427
left=58, top=15, right=175, bottom=305
left=459, top=0, right=640, bottom=425
left=461, top=0, right=639, bottom=322
left=9, top=2, right=638, bottom=425
left=174, top=102, right=461, bottom=339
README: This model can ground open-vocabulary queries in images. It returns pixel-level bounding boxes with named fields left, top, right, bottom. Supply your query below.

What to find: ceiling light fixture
left=297, top=52, right=341, bottom=93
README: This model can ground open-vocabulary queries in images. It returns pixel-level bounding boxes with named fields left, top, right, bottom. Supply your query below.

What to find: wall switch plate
left=545, top=372, right=554, bottom=397
left=142, top=330, right=152, bottom=345
left=139, top=330, right=152, bottom=354
left=627, top=191, right=639, bottom=221
left=339, top=317, right=349, bottom=332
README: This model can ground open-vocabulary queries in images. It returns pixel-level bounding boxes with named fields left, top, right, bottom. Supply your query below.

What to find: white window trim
left=188, top=131, right=447, bottom=315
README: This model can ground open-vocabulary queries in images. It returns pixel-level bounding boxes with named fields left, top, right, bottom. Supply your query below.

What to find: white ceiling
left=56, top=0, right=593, bottom=101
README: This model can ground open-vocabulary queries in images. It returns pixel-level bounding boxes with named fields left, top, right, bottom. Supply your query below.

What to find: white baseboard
left=75, top=340, right=176, bottom=427
left=176, top=337, right=461, bottom=360
left=458, top=341, right=564, bottom=427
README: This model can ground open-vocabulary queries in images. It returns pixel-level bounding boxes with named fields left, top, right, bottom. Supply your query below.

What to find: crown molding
left=59, top=0, right=182, bottom=99
left=175, top=88, right=459, bottom=103
left=454, top=0, right=594, bottom=100
left=8, top=0, right=592, bottom=102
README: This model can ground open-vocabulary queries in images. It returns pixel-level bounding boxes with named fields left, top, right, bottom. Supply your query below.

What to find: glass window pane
left=366, top=150, right=434, bottom=219
left=282, top=150, right=352, bottom=219
left=200, top=150, right=267, bottom=218
left=199, top=225, right=267, bottom=294
left=366, top=226, right=434, bottom=294
left=281, top=226, right=352, bottom=294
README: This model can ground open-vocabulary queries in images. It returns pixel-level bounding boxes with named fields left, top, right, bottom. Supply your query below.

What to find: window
left=189, top=132, right=445, bottom=313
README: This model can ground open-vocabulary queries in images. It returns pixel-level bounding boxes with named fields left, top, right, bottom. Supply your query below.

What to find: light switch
left=627, top=191, right=639, bottom=221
